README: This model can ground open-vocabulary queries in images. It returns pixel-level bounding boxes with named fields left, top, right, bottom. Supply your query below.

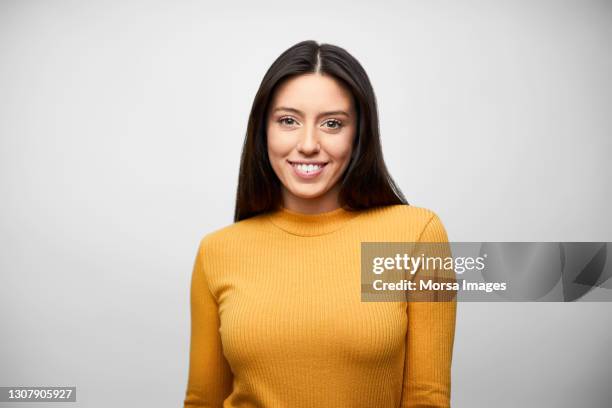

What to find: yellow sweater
left=184, top=204, right=457, bottom=408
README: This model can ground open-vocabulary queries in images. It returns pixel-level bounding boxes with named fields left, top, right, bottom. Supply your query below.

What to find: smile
left=287, top=160, right=328, bottom=179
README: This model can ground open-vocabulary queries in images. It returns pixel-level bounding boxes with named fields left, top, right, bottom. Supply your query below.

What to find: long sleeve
left=184, top=238, right=234, bottom=408
left=401, top=213, right=458, bottom=408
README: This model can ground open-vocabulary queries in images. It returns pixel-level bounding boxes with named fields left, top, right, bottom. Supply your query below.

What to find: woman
left=184, top=40, right=457, bottom=407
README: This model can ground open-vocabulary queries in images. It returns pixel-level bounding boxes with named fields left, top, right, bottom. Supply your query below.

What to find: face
left=266, top=73, right=357, bottom=210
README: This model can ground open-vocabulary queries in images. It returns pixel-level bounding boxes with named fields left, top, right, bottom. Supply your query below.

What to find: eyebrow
left=272, top=106, right=351, bottom=118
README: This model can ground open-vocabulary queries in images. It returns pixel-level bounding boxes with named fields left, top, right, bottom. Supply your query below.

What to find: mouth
left=287, top=160, right=329, bottom=179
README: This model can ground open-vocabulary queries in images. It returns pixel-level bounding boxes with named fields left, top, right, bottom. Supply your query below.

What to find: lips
left=287, top=160, right=328, bottom=179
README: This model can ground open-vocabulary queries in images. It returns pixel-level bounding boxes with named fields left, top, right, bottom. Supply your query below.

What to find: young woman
left=184, top=40, right=457, bottom=408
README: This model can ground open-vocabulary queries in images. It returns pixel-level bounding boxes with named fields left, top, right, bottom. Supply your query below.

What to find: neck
left=281, top=184, right=342, bottom=214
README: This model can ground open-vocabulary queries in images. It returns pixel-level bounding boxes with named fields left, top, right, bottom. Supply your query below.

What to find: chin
left=287, top=184, right=327, bottom=199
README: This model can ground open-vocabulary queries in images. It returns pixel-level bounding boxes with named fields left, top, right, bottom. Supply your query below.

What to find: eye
left=278, top=116, right=298, bottom=126
left=323, top=119, right=343, bottom=130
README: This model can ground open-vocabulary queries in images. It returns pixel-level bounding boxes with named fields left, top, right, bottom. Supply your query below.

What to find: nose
left=296, top=124, right=320, bottom=154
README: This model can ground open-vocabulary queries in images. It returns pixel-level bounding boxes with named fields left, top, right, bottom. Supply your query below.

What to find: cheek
left=267, top=129, right=296, bottom=179
left=267, top=129, right=293, bottom=160
left=325, top=132, right=355, bottom=164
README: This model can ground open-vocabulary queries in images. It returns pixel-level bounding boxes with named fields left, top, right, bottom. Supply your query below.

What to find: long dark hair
left=234, top=40, right=408, bottom=222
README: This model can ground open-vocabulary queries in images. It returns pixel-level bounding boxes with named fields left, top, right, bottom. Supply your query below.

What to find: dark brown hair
left=234, top=40, right=408, bottom=222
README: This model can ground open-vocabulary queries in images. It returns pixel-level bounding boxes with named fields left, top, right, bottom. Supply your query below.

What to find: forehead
left=270, top=73, right=354, bottom=113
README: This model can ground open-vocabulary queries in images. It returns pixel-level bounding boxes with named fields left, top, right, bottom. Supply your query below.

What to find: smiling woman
left=232, top=40, right=408, bottom=220
left=266, top=73, right=357, bottom=212
left=184, top=40, right=457, bottom=408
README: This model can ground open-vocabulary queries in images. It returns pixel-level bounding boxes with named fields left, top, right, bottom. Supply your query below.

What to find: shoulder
left=358, top=204, right=447, bottom=241
left=364, top=203, right=440, bottom=225
left=196, top=212, right=271, bottom=254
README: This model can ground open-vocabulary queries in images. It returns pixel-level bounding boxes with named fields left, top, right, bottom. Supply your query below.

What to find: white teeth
left=292, top=163, right=324, bottom=173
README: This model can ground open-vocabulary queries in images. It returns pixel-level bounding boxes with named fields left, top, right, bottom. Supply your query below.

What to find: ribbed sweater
left=184, top=204, right=457, bottom=408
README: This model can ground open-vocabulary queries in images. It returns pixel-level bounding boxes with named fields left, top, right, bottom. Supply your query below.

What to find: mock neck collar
left=266, top=205, right=362, bottom=237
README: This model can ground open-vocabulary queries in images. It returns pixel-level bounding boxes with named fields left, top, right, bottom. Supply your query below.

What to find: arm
left=184, top=238, right=234, bottom=408
left=401, top=213, right=457, bottom=408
